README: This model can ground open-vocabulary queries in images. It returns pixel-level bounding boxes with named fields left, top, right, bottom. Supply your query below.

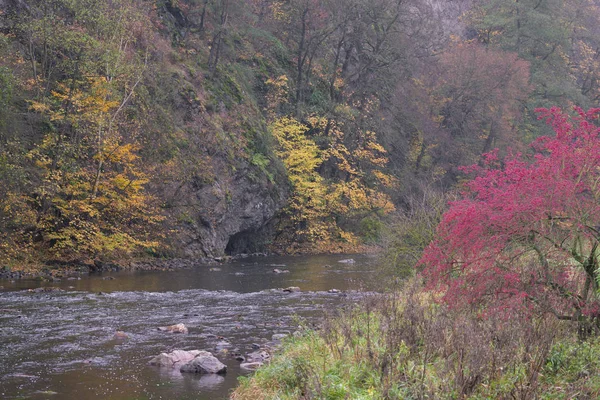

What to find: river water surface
left=0, top=254, right=377, bottom=399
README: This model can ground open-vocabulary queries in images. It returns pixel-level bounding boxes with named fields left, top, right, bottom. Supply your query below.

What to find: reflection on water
left=0, top=254, right=377, bottom=400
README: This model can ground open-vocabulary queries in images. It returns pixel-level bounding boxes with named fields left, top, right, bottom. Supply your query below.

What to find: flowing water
left=0, top=254, right=378, bottom=400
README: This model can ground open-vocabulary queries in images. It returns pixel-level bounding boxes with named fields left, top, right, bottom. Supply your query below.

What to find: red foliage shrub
left=419, top=107, right=600, bottom=323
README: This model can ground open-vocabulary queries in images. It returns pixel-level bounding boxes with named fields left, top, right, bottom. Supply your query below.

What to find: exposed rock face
left=172, top=164, right=285, bottom=258
left=180, top=354, right=227, bottom=374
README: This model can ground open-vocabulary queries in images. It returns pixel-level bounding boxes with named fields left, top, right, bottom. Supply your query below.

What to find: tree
left=419, top=107, right=600, bottom=332
left=13, top=0, right=163, bottom=260
left=466, top=0, right=588, bottom=110
left=271, top=116, right=331, bottom=242
left=426, top=40, right=531, bottom=172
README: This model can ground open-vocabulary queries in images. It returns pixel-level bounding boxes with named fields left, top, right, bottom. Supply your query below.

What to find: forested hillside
left=0, top=0, right=599, bottom=266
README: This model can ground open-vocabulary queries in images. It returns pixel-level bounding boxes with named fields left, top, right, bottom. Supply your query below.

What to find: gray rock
left=338, top=258, right=355, bottom=264
left=245, top=350, right=270, bottom=363
left=149, top=350, right=210, bottom=368
left=271, top=333, right=288, bottom=341
left=170, top=164, right=286, bottom=259
left=180, top=355, right=227, bottom=374
left=240, top=362, right=263, bottom=370
left=113, top=331, right=128, bottom=340
left=28, top=287, right=64, bottom=293
left=158, top=323, right=189, bottom=334
left=215, top=340, right=231, bottom=351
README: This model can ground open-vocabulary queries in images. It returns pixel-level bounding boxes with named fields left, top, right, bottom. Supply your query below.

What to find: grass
left=231, top=280, right=600, bottom=399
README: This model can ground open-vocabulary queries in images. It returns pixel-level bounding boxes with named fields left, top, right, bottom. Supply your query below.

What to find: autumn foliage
left=420, top=107, right=600, bottom=325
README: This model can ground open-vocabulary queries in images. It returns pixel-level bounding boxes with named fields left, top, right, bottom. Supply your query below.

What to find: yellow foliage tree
left=272, top=115, right=396, bottom=250
left=271, top=117, right=332, bottom=242
left=29, top=74, right=163, bottom=260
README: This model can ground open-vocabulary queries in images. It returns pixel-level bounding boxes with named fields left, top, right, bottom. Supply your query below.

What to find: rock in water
left=113, top=331, right=128, bottom=340
left=214, top=340, right=231, bottom=351
left=273, top=268, right=289, bottom=274
left=240, top=362, right=263, bottom=371
left=158, top=323, right=188, bottom=334
left=338, top=258, right=355, bottom=264
left=149, top=350, right=210, bottom=368
left=180, top=355, right=227, bottom=374
left=245, top=350, right=271, bottom=363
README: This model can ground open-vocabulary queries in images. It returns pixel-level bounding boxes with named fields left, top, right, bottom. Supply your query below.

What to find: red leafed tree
left=419, top=107, right=600, bottom=328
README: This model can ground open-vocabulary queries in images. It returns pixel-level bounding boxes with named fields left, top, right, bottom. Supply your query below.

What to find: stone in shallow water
left=148, top=350, right=210, bottom=368
left=157, top=323, right=188, bottom=334
left=215, top=340, right=232, bottom=351
left=180, top=355, right=227, bottom=374
left=338, top=258, right=355, bottom=264
left=245, top=350, right=271, bottom=364
left=240, top=362, right=263, bottom=371
left=113, top=331, right=128, bottom=340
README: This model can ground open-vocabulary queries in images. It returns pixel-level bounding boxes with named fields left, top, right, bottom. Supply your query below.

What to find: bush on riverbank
left=231, top=280, right=600, bottom=399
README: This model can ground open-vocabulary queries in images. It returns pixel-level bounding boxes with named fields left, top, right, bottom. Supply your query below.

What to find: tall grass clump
left=232, top=279, right=600, bottom=399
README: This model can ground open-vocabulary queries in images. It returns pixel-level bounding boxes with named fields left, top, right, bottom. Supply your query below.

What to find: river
left=0, top=254, right=378, bottom=400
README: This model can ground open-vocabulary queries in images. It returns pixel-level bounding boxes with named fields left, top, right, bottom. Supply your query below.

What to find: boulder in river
left=273, top=268, right=289, bottom=274
left=158, top=323, right=188, bottom=334
left=180, top=354, right=227, bottom=374
left=245, top=350, right=271, bottom=364
left=240, top=362, right=263, bottom=371
left=113, top=331, right=128, bottom=340
left=149, top=350, right=211, bottom=368
left=214, top=340, right=232, bottom=351
left=338, top=258, right=355, bottom=264
left=283, top=286, right=300, bottom=293
left=27, top=287, right=64, bottom=293
left=272, top=333, right=288, bottom=341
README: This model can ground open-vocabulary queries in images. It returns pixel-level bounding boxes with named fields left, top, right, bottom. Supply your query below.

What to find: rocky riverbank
left=0, top=253, right=272, bottom=281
